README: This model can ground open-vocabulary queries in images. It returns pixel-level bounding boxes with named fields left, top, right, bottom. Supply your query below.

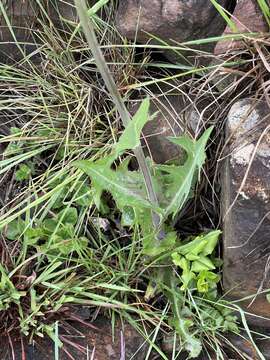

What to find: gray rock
left=116, top=0, right=232, bottom=64
left=222, top=98, right=270, bottom=326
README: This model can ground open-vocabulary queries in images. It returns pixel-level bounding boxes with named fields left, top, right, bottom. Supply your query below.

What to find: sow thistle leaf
left=114, top=98, right=150, bottom=158
left=171, top=230, right=221, bottom=292
left=143, top=231, right=176, bottom=257
left=161, top=127, right=213, bottom=219
left=165, top=274, right=203, bottom=358
left=201, top=230, right=221, bottom=256
left=197, top=271, right=220, bottom=293
left=191, top=256, right=216, bottom=272
left=73, top=159, right=155, bottom=211
left=175, top=230, right=221, bottom=257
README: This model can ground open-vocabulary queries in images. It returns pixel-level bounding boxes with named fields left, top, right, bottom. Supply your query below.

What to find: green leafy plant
left=73, top=95, right=237, bottom=357
left=6, top=207, right=88, bottom=259
left=171, top=230, right=221, bottom=294
left=74, top=98, right=213, bottom=253
left=72, top=1, right=241, bottom=357
left=15, top=163, right=33, bottom=181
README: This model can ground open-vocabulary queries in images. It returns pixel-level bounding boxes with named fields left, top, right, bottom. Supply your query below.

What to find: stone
left=215, top=0, right=268, bottom=55
left=129, top=84, right=200, bottom=164
left=227, top=331, right=270, bottom=359
left=141, top=96, right=184, bottom=164
left=116, top=0, right=233, bottom=64
left=256, top=335, right=270, bottom=360
left=222, top=98, right=270, bottom=326
left=225, top=333, right=262, bottom=359
left=0, top=1, right=38, bottom=62
left=0, top=0, right=85, bottom=63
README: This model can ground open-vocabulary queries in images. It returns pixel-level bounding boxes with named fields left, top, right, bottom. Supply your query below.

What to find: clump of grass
left=0, top=0, right=148, bottom=355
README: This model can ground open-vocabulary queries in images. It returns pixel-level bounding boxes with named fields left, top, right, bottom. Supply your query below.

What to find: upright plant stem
left=75, top=0, right=162, bottom=235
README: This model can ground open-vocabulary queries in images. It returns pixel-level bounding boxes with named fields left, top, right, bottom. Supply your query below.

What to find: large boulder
left=222, top=98, right=270, bottom=326
left=116, top=0, right=233, bottom=63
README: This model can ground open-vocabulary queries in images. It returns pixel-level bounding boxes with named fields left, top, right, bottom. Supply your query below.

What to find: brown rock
left=130, top=84, right=199, bottom=164
left=116, top=0, right=232, bottom=64
left=215, top=0, right=268, bottom=55
left=222, top=98, right=270, bottom=326
left=0, top=0, right=83, bottom=63
left=0, top=1, right=38, bottom=62
left=227, top=331, right=270, bottom=359
left=225, top=333, right=261, bottom=359
left=256, top=337, right=270, bottom=360
left=141, top=94, right=184, bottom=164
